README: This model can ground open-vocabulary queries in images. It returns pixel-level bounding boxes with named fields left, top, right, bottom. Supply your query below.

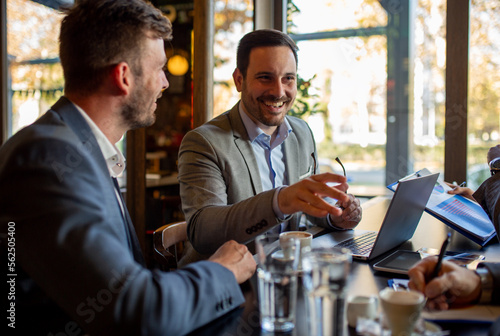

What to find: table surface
left=188, top=196, right=500, bottom=336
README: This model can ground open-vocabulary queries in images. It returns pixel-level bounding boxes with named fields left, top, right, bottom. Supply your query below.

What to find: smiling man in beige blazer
left=178, top=29, right=362, bottom=257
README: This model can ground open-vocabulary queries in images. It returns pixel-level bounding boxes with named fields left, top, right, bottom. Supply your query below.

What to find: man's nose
left=269, top=79, right=285, bottom=98
left=161, top=72, right=169, bottom=92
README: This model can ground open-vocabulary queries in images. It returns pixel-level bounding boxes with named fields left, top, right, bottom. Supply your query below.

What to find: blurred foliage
left=288, top=74, right=326, bottom=119
left=468, top=0, right=500, bottom=142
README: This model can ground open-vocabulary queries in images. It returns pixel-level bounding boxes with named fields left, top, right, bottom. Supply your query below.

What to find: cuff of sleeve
left=273, top=186, right=292, bottom=221
left=327, top=215, right=349, bottom=231
left=475, top=266, right=494, bottom=304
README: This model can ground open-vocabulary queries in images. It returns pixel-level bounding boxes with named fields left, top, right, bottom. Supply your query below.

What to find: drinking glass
left=302, top=247, right=351, bottom=336
left=256, top=233, right=300, bottom=332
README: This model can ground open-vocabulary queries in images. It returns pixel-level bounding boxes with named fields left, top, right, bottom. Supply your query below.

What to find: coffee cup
left=346, top=295, right=378, bottom=328
left=279, top=231, right=312, bottom=269
left=379, top=288, right=426, bottom=336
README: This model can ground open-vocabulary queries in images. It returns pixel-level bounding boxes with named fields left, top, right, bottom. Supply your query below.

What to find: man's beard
left=241, top=93, right=292, bottom=127
left=121, top=87, right=156, bottom=131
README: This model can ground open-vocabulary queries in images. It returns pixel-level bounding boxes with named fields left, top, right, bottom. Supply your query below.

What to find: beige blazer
left=178, top=102, right=330, bottom=256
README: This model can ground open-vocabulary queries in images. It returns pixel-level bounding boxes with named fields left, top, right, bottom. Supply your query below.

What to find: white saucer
left=412, top=320, right=443, bottom=335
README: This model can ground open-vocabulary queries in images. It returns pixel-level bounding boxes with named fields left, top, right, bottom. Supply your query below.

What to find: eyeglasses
left=311, top=154, right=346, bottom=177
left=335, top=157, right=346, bottom=177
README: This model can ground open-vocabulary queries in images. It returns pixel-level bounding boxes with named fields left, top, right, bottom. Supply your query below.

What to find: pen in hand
left=452, top=181, right=466, bottom=191
left=430, top=232, right=451, bottom=279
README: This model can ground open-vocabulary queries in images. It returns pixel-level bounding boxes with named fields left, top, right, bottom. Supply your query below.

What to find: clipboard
left=387, top=169, right=497, bottom=246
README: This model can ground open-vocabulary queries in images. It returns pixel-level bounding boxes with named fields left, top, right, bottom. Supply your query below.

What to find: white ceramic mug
left=346, top=295, right=378, bottom=328
left=279, top=231, right=312, bottom=269
left=379, top=288, right=426, bottom=336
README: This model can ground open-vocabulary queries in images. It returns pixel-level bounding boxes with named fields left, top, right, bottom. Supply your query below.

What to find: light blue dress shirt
left=238, top=104, right=292, bottom=224
left=238, top=104, right=343, bottom=231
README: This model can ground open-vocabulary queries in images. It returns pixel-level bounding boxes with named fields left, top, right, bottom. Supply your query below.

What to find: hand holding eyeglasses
left=277, top=156, right=362, bottom=229
left=278, top=172, right=350, bottom=219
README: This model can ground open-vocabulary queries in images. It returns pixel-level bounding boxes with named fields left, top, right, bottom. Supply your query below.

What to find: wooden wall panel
left=444, top=0, right=469, bottom=183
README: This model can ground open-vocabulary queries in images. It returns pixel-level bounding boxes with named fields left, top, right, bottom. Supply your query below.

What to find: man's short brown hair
left=59, top=0, right=172, bottom=94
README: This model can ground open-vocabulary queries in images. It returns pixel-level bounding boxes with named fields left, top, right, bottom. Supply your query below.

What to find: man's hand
left=444, top=182, right=475, bottom=201
left=487, top=145, right=500, bottom=164
left=330, top=193, right=362, bottom=229
left=408, top=257, right=481, bottom=311
left=209, top=240, right=256, bottom=284
left=278, top=173, right=350, bottom=219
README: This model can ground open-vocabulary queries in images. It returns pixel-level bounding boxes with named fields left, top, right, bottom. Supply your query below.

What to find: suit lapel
left=283, top=118, right=300, bottom=185
left=228, top=104, right=263, bottom=195
left=112, top=178, right=146, bottom=266
left=282, top=118, right=302, bottom=231
left=51, top=97, right=145, bottom=265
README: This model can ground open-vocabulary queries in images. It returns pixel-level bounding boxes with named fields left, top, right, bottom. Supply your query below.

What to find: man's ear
left=112, top=62, right=132, bottom=95
left=232, top=68, right=244, bottom=92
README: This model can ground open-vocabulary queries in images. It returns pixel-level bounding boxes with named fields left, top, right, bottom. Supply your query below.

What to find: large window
left=7, top=0, right=64, bottom=136
left=412, top=0, right=446, bottom=177
left=287, top=0, right=451, bottom=194
left=213, top=0, right=253, bottom=116
left=467, top=0, right=500, bottom=189
left=287, top=0, right=389, bottom=194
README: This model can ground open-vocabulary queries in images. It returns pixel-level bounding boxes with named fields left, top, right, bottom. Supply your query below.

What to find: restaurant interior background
left=1, top=0, right=499, bottom=264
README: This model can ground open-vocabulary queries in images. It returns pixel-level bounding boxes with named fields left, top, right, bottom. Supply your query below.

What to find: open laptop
left=334, top=173, right=439, bottom=261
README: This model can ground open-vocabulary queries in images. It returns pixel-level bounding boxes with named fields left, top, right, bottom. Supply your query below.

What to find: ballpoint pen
left=430, top=232, right=451, bottom=279
left=452, top=181, right=467, bottom=190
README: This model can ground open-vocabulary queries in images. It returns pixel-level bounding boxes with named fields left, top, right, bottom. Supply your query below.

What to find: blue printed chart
left=388, top=168, right=497, bottom=245
left=433, top=196, right=496, bottom=241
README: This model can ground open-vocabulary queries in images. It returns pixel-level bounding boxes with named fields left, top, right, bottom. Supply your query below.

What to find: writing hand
left=408, top=257, right=481, bottom=311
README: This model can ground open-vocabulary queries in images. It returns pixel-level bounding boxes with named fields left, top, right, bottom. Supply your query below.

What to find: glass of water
left=255, top=233, right=300, bottom=332
left=302, top=247, right=351, bottom=336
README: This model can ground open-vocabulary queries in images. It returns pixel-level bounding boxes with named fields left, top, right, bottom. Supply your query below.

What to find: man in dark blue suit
left=0, top=0, right=255, bottom=335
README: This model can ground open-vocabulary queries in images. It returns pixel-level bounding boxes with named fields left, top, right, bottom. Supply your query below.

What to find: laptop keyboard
left=335, top=231, right=378, bottom=256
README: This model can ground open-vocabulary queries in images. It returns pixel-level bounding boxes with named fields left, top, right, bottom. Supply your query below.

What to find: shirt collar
left=72, top=102, right=126, bottom=177
left=238, top=102, right=292, bottom=144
